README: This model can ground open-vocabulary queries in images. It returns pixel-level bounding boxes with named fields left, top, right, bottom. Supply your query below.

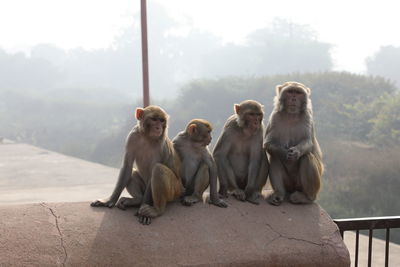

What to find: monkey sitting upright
left=173, top=119, right=227, bottom=208
left=264, top=82, right=324, bottom=205
left=91, top=105, right=184, bottom=225
left=213, top=100, right=269, bottom=204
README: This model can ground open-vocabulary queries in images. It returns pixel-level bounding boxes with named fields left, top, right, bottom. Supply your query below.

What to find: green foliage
left=368, top=94, right=400, bottom=145
left=318, top=139, right=400, bottom=243
left=167, top=72, right=397, bottom=147
left=2, top=68, right=400, bottom=244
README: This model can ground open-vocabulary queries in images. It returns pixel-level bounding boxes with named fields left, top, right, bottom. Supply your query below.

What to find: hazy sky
left=1, top=0, right=399, bottom=73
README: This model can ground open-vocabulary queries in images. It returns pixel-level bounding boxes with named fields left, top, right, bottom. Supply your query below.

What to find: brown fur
left=264, top=82, right=324, bottom=205
left=91, top=105, right=183, bottom=225
left=213, top=100, right=269, bottom=205
left=173, top=119, right=227, bottom=208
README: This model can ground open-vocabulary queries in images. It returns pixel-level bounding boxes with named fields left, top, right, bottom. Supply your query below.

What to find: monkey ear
left=234, top=104, right=240, bottom=114
left=135, top=108, right=144, bottom=120
left=188, top=124, right=197, bottom=135
left=305, top=87, right=311, bottom=95
left=276, top=84, right=284, bottom=95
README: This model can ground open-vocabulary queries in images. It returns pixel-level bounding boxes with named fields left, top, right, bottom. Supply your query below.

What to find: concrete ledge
left=0, top=200, right=350, bottom=266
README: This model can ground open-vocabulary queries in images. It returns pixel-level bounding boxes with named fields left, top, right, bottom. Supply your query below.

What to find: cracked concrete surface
left=0, top=142, right=350, bottom=266
left=0, top=201, right=350, bottom=266
left=41, top=203, right=68, bottom=267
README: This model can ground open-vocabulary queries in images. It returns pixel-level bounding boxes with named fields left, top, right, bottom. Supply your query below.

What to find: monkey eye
left=150, top=117, right=165, bottom=122
left=248, top=112, right=263, bottom=116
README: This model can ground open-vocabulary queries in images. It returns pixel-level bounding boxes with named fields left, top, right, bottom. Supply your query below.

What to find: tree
left=366, top=45, right=400, bottom=86
left=368, top=94, right=400, bottom=146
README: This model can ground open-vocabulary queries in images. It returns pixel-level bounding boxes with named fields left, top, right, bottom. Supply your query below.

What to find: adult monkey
left=264, top=81, right=324, bottom=205
left=173, top=119, right=227, bottom=208
left=91, top=105, right=184, bottom=225
left=213, top=100, right=269, bottom=204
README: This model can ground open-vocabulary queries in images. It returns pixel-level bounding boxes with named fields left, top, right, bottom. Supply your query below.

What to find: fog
left=1, top=0, right=400, bottom=243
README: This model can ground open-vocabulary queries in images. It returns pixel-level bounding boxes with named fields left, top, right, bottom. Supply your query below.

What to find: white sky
left=0, top=0, right=399, bottom=73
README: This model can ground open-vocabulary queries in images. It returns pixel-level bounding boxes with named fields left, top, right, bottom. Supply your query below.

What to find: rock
left=0, top=200, right=350, bottom=266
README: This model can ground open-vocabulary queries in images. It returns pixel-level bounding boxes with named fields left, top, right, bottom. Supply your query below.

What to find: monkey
left=264, top=81, right=324, bottom=205
left=172, top=119, right=227, bottom=208
left=91, top=105, right=184, bottom=225
left=213, top=100, right=269, bottom=204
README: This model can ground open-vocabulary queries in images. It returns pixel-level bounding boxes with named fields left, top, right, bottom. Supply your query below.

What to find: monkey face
left=136, top=106, right=168, bottom=139
left=187, top=119, right=213, bottom=146
left=200, top=129, right=212, bottom=146
left=283, top=88, right=306, bottom=114
left=191, top=130, right=212, bottom=146
left=146, top=116, right=166, bottom=138
left=244, top=110, right=263, bottom=130
left=235, top=100, right=264, bottom=130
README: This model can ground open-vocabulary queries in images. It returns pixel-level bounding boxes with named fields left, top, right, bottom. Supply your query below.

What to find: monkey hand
left=286, top=147, right=300, bottom=161
left=209, top=197, right=228, bottom=208
left=231, top=189, right=246, bottom=201
left=90, top=197, right=117, bottom=208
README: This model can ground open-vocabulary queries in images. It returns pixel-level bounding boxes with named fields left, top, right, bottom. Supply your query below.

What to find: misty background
left=1, top=1, right=400, bottom=241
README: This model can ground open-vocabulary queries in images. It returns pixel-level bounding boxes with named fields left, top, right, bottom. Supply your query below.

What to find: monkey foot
left=289, top=191, right=313, bottom=204
left=208, top=197, right=228, bottom=208
left=218, top=189, right=228, bottom=199
left=90, top=198, right=116, bottom=208
left=218, top=193, right=228, bottom=199
left=246, top=193, right=261, bottom=205
left=231, top=189, right=246, bottom=201
left=116, top=197, right=140, bottom=210
left=181, top=195, right=200, bottom=206
left=267, top=193, right=284, bottom=206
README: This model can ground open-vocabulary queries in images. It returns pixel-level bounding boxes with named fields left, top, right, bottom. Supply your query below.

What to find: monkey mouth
left=149, top=129, right=163, bottom=138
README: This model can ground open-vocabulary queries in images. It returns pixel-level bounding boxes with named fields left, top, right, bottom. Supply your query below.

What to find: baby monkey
left=173, top=119, right=227, bottom=208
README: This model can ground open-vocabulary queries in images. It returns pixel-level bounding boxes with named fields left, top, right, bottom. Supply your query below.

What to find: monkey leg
left=289, top=153, right=322, bottom=204
left=215, top=163, right=229, bottom=199
left=116, top=170, right=145, bottom=210
left=267, top=156, right=288, bottom=206
left=139, top=163, right=184, bottom=217
left=182, top=163, right=209, bottom=206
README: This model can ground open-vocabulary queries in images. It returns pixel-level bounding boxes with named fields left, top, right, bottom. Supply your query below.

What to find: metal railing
left=333, top=216, right=400, bottom=267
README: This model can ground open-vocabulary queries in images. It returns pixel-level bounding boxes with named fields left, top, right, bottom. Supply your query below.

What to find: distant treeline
left=1, top=71, right=400, bottom=243
left=1, top=1, right=400, bottom=243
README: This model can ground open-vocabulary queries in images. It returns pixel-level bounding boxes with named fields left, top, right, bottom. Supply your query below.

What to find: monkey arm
left=91, top=150, right=135, bottom=208
left=207, top=158, right=227, bottom=207
left=208, top=159, right=218, bottom=199
left=182, top=160, right=199, bottom=194
left=213, top=135, right=238, bottom=193
left=264, top=137, right=287, bottom=160
left=264, top=122, right=287, bottom=159
left=293, top=138, right=313, bottom=157
left=245, top=141, right=262, bottom=192
left=109, top=151, right=135, bottom=202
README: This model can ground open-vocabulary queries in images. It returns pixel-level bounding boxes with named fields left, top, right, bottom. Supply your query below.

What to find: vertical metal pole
left=368, top=229, right=373, bottom=267
left=355, top=230, right=359, bottom=267
left=385, top=228, right=390, bottom=267
left=140, top=0, right=150, bottom=107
